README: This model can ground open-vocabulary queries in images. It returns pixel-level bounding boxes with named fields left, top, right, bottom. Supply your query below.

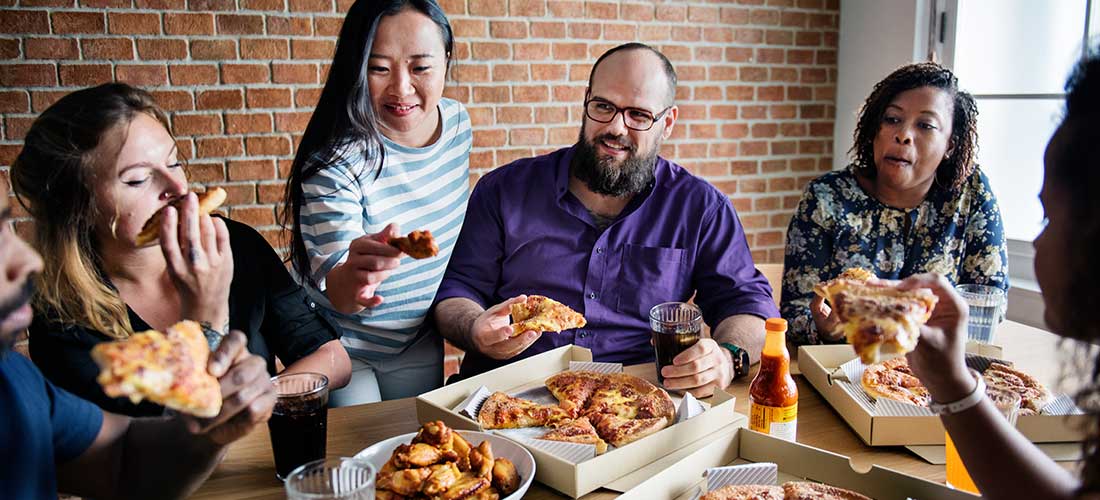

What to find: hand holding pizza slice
left=91, top=320, right=222, bottom=417
left=814, top=268, right=938, bottom=364
left=136, top=187, right=227, bottom=247
left=510, top=295, right=586, bottom=336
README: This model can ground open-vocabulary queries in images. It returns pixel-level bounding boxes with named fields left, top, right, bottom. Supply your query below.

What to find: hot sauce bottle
left=748, top=318, right=798, bottom=441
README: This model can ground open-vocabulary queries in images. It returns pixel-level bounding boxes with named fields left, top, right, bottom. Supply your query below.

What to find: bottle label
left=749, top=402, right=797, bottom=441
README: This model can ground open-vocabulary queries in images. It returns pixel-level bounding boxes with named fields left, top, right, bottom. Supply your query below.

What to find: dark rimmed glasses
left=584, top=97, right=672, bottom=131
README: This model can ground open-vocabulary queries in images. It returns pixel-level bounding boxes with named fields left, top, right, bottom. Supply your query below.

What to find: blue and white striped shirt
left=299, top=98, right=471, bottom=360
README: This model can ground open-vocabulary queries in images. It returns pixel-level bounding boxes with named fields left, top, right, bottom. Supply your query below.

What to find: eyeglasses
left=584, top=98, right=671, bottom=132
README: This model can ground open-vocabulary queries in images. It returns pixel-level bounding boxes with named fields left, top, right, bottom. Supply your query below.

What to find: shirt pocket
left=614, top=244, right=690, bottom=318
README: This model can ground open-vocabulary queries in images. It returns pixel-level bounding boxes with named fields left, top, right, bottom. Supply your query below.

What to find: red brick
left=225, top=112, right=272, bottom=134
left=438, top=0, right=466, bottom=15
left=586, top=1, right=617, bottom=19
left=488, top=20, right=525, bottom=39
left=547, top=0, right=582, bottom=16
left=228, top=159, right=274, bottom=181
left=469, top=0, right=505, bottom=15
left=230, top=206, right=275, bottom=227
left=246, top=136, right=290, bottom=156
left=25, top=38, right=78, bottom=60
left=165, top=13, right=214, bottom=35
left=496, top=106, right=532, bottom=124
left=313, top=16, right=342, bottom=36
left=761, top=159, right=787, bottom=174
left=288, top=0, right=331, bottom=11
left=550, top=43, right=584, bottom=61
left=271, top=63, right=317, bottom=84
left=256, top=182, right=282, bottom=203
left=639, top=24, right=669, bottom=41
left=451, top=19, right=487, bottom=38
left=274, top=111, right=311, bottom=132
left=246, top=88, right=292, bottom=108
left=242, top=0, right=284, bottom=9
left=0, top=40, right=15, bottom=59
left=268, top=16, right=313, bottom=36
left=217, top=14, right=264, bottom=35
left=291, top=39, right=335, bottom=59
left=1, top=64, right=56, bottom=87
left=509, top=127, right=544, bottom=145
left=149, top=90, right=193, bottom=111
left=116, top=64, right=168, bottom=86
left=109, top=12, right=160, bottom=35
left=509, top=0, right=543, bottom=15
left=688, top=5, right=718, bottom=22
left=471, top=42, right=509, bottom=60
left=796, top=31, right=821, bottom=46
left=530, top=64, right=565, bottom=81
left=671, top=26, right=701, bottom=42
left=3, top=116, right=34, bottom=141
left=736, top=28, right=765, bottom=44
left=197, top=89, right=243, bottom=110
left=531, top=21, right=565, bottom=38
left=23, top=0, right=72, bottom=7
left=0, top=91, right=29, bottom=113
left=186, top=162, right=225, bottom=183
left=136, top=0, right=184, bottom=7
left=568, top=22, right=600, bottom=39
left=472, top=86, right=509, bottom=103
left=295, top=87, right=322, bottom=108
left=0, top=10, right=48, bottom=34
left=552, top=85, right=584, bottom=102
left=190, top=40, right=237, bottom=60
left=453, top=64, right=489, bottom=83
left=241, top=39, right=288, bottom=59
left=169, top=64, right=217, bottom=85
left=172, top=114, right=222, bottom=136
left=197, top=137, right=243, bottom=158
left=604, top=24, right=636, bottom=41
left=491, top=64, right=528, bottom=81
left=721, top=7, right=750, bottom=24
left=51, top=12, right=104, bottom=34
left=80, top=38, right=133, bottom=60
left=190, top=0, right=234, bottom=9
left=137, top=39, right=187, bottom=60
left=770, top=105, right=797, bottom=119
left=222, top=64, right=270, bottom=84
left=568, top=63, right=592, bottom=81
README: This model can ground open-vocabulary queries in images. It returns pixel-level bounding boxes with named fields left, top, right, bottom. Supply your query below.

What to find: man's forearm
left=434, top=297, right=484, bottom=352
left=712, top=314, right=766, bottom=364
left=120, top=417, right=226, bottom=499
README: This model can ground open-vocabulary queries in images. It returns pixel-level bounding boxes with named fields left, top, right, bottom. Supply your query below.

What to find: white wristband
left=929, top=369, right=986, bottom=415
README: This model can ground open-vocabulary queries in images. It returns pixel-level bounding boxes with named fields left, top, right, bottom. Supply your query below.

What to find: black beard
left=571, top=130, right=657, bottom=197
left=0, top=279, right=35, bottom=353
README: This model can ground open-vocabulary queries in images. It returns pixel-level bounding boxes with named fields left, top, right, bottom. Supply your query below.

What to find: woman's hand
left=810, top=295, right=844, bottom=341
left=900, top=273, right=975, bottom=402
left=161, top=193, right=233, bottom=331
left=324, top=223, right=403, bottom=315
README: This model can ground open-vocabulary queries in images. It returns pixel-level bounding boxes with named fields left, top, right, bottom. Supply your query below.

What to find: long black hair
left=282, top=0, right=453, bottom=286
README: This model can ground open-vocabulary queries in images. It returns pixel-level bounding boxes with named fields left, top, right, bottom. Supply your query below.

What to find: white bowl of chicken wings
left=355, top=420, right=535, bottom=500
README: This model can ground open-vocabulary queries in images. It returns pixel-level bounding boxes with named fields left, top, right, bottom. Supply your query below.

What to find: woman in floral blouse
left=781, top=62, right=1008, bottom=345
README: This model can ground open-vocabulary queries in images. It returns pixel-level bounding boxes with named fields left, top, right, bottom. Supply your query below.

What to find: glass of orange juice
left=945, top=385, right=1021, bottom=493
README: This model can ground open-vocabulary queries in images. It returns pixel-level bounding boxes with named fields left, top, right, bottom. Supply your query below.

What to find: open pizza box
left=614, top=423, right=977, bottom=500
left=799, top=344, right=1089, bottom=448
left=416, top=345, right=739, bottom=498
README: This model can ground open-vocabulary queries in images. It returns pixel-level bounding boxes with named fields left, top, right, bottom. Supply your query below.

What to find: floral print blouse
left=780, top=165, right=1009, bottom=345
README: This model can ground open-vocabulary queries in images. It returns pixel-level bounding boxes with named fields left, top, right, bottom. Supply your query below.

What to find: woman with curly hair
left=781, top=62, right=1008, bottom=345
left=900, top=52, right=1100, bottom=498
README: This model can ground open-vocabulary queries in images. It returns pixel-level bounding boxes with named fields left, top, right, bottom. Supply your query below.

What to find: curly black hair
left=849, top=62, right=979, bottom=191
left=1054, top=51, right=1100, bottom=495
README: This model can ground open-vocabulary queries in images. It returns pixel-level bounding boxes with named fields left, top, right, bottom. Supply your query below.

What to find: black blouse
left=29, top=217, right=340, bottom=417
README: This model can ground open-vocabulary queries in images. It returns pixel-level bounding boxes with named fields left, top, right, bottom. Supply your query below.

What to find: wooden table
left=192, top=321, right=1074, bottom=499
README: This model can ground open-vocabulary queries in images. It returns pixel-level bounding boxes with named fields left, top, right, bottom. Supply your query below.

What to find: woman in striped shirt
left=283, top=0, right=471, bottom=404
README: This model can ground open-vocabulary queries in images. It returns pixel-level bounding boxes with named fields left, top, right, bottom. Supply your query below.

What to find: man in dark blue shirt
left=0, top=183, right=277, bottom=498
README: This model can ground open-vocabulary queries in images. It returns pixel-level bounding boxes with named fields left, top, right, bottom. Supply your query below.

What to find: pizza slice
left=135, top=187, right=228, bottom=247
left=582, top=373, right=674, bottom=422
left=782, top=481, right=873, bottom=500
left=90, top=320, right=222, bottom=417
left=814, top=270, right=938, bottom=364
left=982, top=362, right=1053, bottom=415
left=538, top=417, right=608, bottom=454
left=388, top=229, right=439, bottom=259
left=589, top=413, right=668, bottom=447
left=477, top=391, right=570, bottom=429
left=700, top=484, right=785, bottom=500
left=860, top=356, right=931, bottom=406
left=544, top=370, right=602, bottom=417
left=510, top=295, right=586, bottom=336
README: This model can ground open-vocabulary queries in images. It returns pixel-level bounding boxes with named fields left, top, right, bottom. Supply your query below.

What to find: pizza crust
left=700, top=482, right=872, bottom=500
left=135, top=187, right=228, bottom=247
left=860, top=357, right=931, bottom=406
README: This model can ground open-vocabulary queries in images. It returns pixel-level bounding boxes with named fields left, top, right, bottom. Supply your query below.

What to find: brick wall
left=0, top=0, right=839, bottom=375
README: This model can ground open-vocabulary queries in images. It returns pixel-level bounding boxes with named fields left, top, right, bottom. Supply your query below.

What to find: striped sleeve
left=299, top=152, right=369, bottom=289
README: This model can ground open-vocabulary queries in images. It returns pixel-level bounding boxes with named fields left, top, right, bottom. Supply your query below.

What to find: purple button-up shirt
left=436, top=145, right=779, bottom=377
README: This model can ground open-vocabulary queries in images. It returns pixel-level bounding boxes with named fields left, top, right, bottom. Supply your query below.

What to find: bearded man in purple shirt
left=434, top=43, right=779, bottom=397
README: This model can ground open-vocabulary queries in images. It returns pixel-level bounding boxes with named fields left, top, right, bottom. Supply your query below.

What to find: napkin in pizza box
left=568, top=360, right=623, bottom=373
left=675, top=392, right=708, bottom=423
left=520, top=437, right=598, bottom=464
left=455, top=386, right=493, bottom=419
left=687, top=463, right=780, bottom=500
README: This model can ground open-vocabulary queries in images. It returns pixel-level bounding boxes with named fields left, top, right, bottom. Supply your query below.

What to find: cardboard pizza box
left=615, top=423, right=977, bottom=500
left=416, top=345, right=740, bottom=498
left=799, top=344, right=1088, bottom=446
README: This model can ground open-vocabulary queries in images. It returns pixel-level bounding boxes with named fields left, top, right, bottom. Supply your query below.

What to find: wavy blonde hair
left=11, top=83, right=173, bottom=339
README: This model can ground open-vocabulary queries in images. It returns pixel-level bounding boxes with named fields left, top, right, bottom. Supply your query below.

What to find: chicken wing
left=467, top=441, right=494, bottom=478
left=490, top=458, right=519, bottom=495
left=394, top=442, right=444, bottom=468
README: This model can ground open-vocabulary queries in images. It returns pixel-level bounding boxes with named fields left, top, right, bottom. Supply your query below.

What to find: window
left=941, top=0, right=1093, bottom=242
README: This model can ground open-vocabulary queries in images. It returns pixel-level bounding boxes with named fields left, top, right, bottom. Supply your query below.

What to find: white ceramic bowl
left=354, top=430, right=535, bottom=499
